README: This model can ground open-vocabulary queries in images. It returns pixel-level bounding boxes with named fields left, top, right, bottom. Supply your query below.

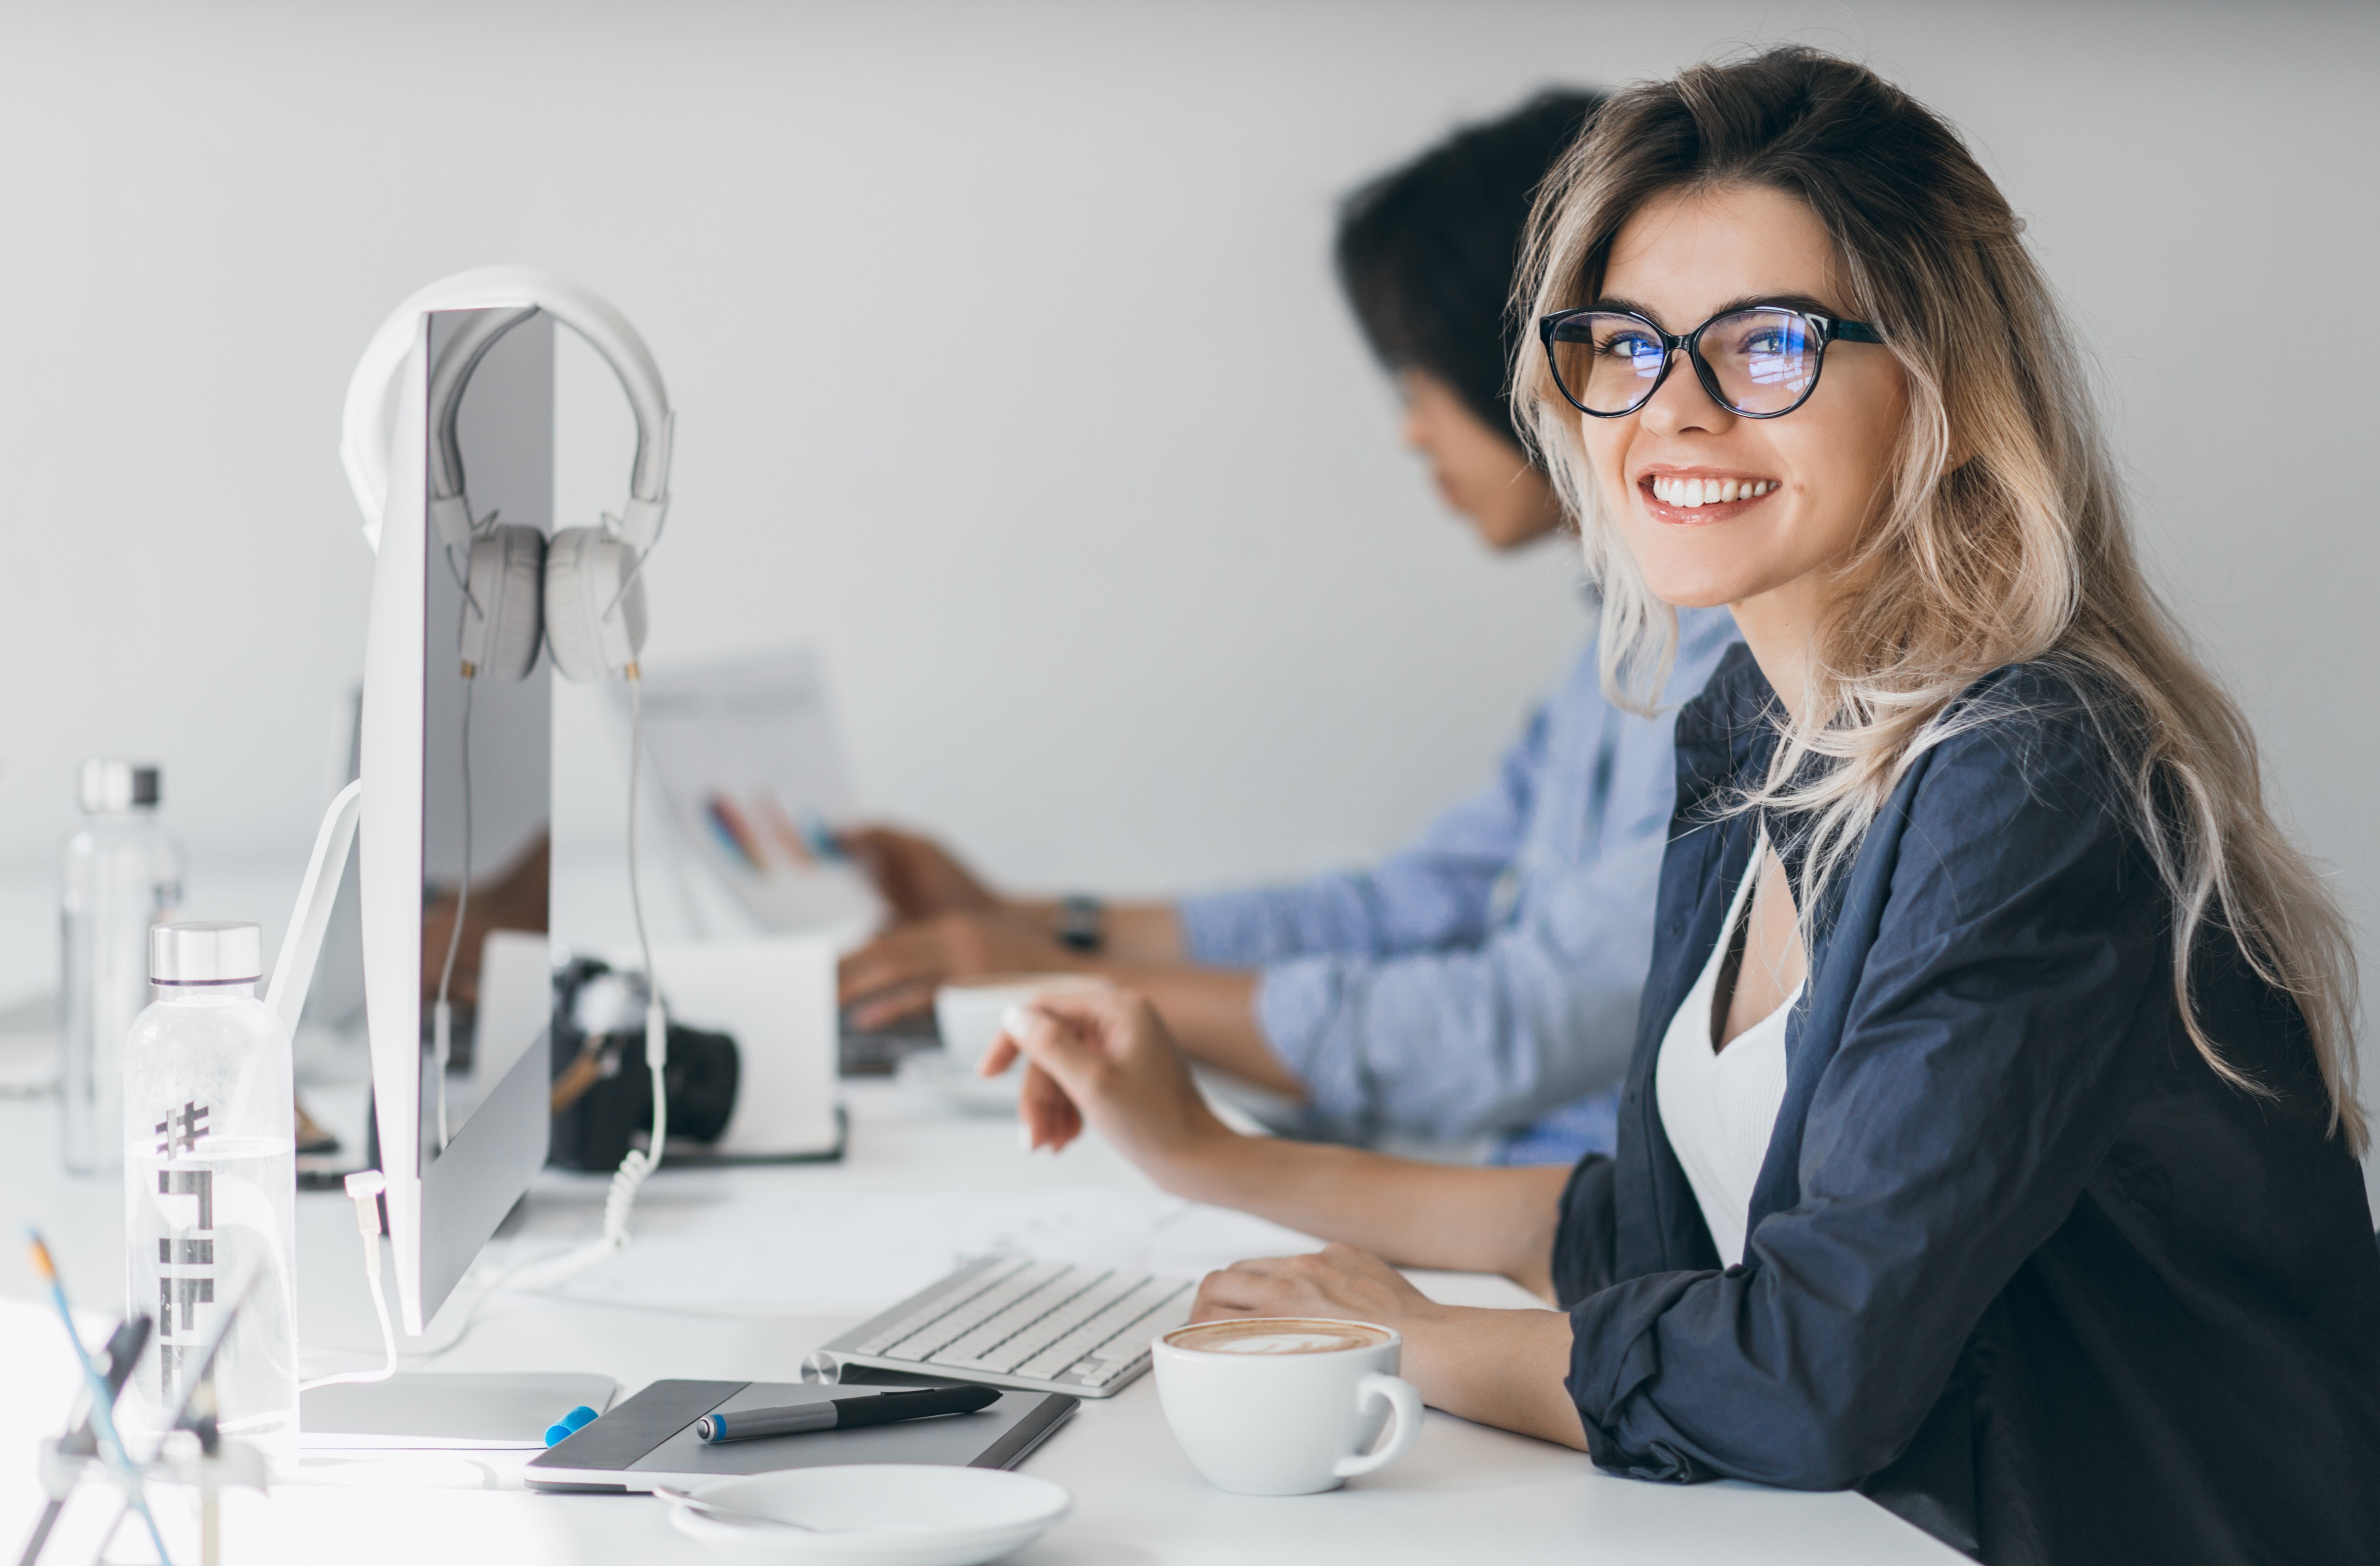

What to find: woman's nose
left=1638, top=349, right=1730, bottom=438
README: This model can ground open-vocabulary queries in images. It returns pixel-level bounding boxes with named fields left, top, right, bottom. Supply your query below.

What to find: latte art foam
left=1212, top=1332, right=1369, bottom=1356
left=1166, top=1319, right=1392, bottom=1357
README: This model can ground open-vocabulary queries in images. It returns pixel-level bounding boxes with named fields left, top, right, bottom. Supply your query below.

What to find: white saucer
left=664, top=1465, right=1071, bottom=1565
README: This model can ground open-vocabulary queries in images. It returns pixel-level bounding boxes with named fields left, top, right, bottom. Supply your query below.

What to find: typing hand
left=837, top=825, right=1001, bottom=921
left=837, top=911, right=1084, bottom=1030
left=1189, top=1243, right=1439, bottom=1337
left=987, top=991, right=1231, bottom=1173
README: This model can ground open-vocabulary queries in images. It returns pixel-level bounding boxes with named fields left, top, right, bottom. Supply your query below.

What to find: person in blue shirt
left=982, top=49, right=2379, bottom=1565
left=837, top=90, right=1742, bottom=1162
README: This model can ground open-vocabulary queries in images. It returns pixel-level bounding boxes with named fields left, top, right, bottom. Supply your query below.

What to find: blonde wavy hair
left=1514, top=47, right=2365, bottom=1150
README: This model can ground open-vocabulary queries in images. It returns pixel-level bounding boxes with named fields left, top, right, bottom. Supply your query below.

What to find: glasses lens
left=1548, top=313, right=1667, bottom=414
left=1698, top=309, right=1821, bottom=415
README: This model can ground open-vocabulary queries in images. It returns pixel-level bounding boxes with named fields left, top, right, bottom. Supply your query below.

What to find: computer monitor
left=358, top=306, right=557, bottom=1336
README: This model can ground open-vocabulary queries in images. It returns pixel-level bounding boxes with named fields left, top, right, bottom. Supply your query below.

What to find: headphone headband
left=341, top=266, right=675, bottom=554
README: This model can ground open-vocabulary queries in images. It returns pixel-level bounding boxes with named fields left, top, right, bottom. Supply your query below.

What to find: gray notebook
left=524, top=1371, right=1076, bottom=1492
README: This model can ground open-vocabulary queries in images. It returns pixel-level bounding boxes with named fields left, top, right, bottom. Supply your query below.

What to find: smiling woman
left=1518, top=51, right=2364, bottom=1136
left=986, top=46, right=2380, bottom=1566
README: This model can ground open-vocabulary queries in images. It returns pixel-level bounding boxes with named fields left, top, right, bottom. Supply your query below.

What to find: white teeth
left=1650, top=477, right=1774, bottom=507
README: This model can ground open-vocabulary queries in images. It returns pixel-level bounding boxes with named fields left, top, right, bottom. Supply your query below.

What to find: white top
left=1655, top=833, right=1799, bottom=1266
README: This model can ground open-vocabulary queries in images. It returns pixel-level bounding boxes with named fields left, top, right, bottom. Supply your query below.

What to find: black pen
left=695, top=1385, right=1001, bottom=1443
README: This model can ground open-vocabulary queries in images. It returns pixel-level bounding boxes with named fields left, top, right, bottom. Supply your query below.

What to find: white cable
left=501, top=669, right=666, bottom=1295
left=601, top=668, right=667, bottom=1251
left=298, top=1173, right=397, bottom=1392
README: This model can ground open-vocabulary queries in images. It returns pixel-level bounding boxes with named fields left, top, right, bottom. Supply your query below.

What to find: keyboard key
left=853, top=1255, right=1032, bottom=1355
left=981, top=1275, right=1153, bottom=1372
left=991, top=1276, right=1138, bottom=1360
left=928, top=1268, right=1116, bottom=1370
left=882, top=1259, right=1076, bottom=1361
left=834, top=1258, right=1192, bottom=1396
left=1014, top=1278, right=1190, bottom=1381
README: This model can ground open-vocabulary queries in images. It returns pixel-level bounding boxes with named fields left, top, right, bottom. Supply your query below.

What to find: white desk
left=1, top=1077, right=1962, bottom=1565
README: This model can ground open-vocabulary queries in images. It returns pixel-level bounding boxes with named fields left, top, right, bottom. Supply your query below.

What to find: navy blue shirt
left=1552, top=645, right=2380, bottom=1565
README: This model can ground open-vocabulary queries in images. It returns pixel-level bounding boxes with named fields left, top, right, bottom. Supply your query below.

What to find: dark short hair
left=1335, top=88, right=1607, bottom=452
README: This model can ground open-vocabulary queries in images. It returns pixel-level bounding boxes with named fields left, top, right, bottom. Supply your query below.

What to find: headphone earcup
left=461, top=523, right=548, bottom=680
left=544, top=526, right=648, bottom=682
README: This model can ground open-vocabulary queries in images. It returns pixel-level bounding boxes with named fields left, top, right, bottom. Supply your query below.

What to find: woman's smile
left=1635, top=465, right=1783, bottom=524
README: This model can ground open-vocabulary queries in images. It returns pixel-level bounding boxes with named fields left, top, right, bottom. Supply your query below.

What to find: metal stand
left=264, top=778, right=363, bottom=1039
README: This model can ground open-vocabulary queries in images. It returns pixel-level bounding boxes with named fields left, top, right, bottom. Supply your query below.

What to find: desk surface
left=0, top=1075, right=1961, bottom=1565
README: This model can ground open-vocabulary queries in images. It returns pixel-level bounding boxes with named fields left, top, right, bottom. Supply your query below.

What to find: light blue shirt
left=1178, top=605, right=1742, bottom=1162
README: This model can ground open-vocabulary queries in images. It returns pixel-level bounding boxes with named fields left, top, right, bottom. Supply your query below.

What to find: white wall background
left=5, top=0, right=2378, bottom=1168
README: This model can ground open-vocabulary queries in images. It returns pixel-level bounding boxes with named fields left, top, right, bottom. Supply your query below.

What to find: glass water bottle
left=122, top=921, right=298, bottom=1472
left=61, top=760, right=182, bottom=1173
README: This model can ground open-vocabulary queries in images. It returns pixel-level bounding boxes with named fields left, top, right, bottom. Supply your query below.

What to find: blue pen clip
left=544, top=1405, right=600, bottom=1447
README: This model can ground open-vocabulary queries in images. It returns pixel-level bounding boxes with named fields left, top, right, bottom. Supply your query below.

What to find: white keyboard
left=806, top=1256, right=1195, bottom=1398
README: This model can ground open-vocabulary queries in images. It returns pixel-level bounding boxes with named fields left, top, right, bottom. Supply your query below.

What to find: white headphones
left=341, top=266, right=675, bottom=682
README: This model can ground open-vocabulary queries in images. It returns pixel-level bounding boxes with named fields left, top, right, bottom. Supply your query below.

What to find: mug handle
left=1332, top=1373, right=1424, bottom=1478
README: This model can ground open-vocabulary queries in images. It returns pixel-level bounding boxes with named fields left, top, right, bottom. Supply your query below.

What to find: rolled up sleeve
left=1258, top=829, right=1665, bottom=1141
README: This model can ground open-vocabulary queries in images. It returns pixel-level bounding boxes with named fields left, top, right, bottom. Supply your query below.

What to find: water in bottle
left=61, top=760, right=182, bottom=1173
left=122, top=922, right=298, bottom=1472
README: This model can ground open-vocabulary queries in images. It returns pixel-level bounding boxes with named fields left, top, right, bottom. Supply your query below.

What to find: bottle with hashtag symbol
left=122, top=921, right=297, bottom=1471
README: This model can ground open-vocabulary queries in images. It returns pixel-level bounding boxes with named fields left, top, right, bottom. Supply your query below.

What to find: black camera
left=547, top=956, right=740, bottom=1171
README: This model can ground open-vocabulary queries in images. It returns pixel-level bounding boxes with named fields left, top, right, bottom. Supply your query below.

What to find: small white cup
left=933, top=973, right=1110, bottom=1074
left=1151, top=1318, right=1425, bottom=1496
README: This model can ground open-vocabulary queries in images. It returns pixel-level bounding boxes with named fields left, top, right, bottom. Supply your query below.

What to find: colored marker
left=695, top=1385, right=999, bottom=1443
left=26, top=1229, right=174, bottom=1566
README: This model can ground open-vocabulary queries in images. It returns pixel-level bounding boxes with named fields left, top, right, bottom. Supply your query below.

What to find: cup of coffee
left=1152, top=1318, right=1424, bottom=1496
left=934, top=973, right=1110, bottom=1075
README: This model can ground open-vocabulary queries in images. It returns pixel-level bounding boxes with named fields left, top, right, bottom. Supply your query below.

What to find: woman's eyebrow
left=1584, top=292, right=1853, bottom=328
left=1585, top=294, right=1662, bottom=324
left=1712, top=292, right=1846, bottom=319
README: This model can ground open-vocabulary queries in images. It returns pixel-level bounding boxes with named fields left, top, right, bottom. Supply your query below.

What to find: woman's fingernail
left=1001, top=1004, right=1034, bottom=1037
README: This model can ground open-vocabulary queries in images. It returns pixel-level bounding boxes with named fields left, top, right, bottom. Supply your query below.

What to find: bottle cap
left=151, top=922, right=264, bottom=985
left=79, top=760, right=162, bottom=812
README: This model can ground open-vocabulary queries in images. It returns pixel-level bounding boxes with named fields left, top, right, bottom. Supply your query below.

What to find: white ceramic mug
left=933, top=973, right=1110, bottom=1073
left=1151, top=1318, right=1425, bottom=1496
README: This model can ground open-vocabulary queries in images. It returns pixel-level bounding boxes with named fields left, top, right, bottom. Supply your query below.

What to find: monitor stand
left=301, top=1372, right=617, bottom=1448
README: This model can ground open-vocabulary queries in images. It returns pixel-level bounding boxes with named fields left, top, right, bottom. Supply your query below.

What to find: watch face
left=1057, top=896, right=1104, bottom=952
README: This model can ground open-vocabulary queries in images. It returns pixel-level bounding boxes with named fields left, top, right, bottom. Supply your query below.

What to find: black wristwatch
left=1054, top=894, right=1106, bottom=953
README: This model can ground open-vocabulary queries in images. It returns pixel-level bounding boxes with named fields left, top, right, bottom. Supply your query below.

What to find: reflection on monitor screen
left=419, top=308, right=554, bottom=1169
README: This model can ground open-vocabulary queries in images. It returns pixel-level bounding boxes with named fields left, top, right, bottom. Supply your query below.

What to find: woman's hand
left=986, top=990, right=1235, bottom=1190
left=1190, top=1241, right=1443, bottom=1334
left=996, top=993, right=1587, bottom=1450
left=1196, top=1242, right=1587, bottom=1449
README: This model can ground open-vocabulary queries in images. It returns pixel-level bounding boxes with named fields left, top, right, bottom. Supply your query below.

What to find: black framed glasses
left=1538, top=303, right=1884, bottom=419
